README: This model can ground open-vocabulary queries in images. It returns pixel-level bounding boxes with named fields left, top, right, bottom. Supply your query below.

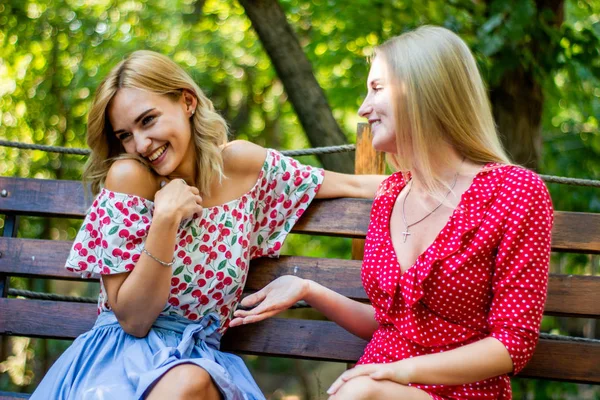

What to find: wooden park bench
left=1, top=126, right=599, bottom=398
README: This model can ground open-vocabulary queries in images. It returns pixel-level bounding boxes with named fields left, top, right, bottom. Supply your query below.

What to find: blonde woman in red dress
left=231, top=25, right=554, bottom=400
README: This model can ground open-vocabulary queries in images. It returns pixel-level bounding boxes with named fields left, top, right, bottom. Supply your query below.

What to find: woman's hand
left=327, top=360, right=414, bottom=395
left=154, top=179, right=203, bottom=222
left=229, top=276, right=311, bottom=327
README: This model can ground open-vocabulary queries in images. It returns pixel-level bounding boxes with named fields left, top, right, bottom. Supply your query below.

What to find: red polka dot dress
left=358, top=164, right=553, bottom=399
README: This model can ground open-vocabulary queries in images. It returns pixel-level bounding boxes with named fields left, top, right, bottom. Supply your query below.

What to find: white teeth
left=148, top=144, right=168, bottom=161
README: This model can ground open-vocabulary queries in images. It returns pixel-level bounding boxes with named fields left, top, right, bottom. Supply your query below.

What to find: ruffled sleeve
left=65, top=189, right=154, bottom=278
left=249, top=149, right=324, bottom=259
left=488, top=168, right=553, bottom=374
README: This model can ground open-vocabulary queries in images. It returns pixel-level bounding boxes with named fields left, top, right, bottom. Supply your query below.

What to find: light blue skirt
left=31, top=311, right=265, bottom=399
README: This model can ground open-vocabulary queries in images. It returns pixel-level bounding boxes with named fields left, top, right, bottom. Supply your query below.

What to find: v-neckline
left=386, top=164, right=492, bottom=276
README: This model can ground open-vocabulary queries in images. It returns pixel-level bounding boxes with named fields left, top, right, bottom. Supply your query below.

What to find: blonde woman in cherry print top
left=231, top=26, right=553, bottom=400
left=31, top=51, right=384, bottom=400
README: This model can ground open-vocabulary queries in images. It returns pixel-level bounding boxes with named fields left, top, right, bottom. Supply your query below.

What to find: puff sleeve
left=249, top=149, right=324, bottom=259
left=65, top=189, right=154, bottom=278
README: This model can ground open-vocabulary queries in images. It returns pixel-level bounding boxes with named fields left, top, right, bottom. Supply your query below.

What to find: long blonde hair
left=83, top=50, right=228, bottom=196
left=375, top=26, right=511, bottom=199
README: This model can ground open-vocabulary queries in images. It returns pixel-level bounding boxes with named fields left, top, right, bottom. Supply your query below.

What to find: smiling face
left=358, top=56, right=398, bottom=154
left=108, top=87, right=197, bottom=180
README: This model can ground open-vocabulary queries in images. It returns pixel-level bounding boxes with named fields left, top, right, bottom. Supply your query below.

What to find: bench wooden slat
left=0, top=237, right=366, bottom=298
left=0, top=177, right=373, bottom=238
left=0, top=298, right=368, bottom=361
left=545, top=275, right=600, bottom=318
left=520, top=339, right=600, bottom=383
left=246, top=256, right=365, bottom=299
left=292, top=198, right=371, bottom=238
left=247, top=258, right=600, bottom=318
left=0, top=178, right=87, bottom=219
left=0, top=298, right=97, bottom=339
left=2, top=178, right=600, bottom=252
left=227, top=321, right=600, bottom=384
left=223, top=318, right=369, bottom=363
left=2, top=237, right=600, bottom=317
left=0, top=238, right=82, bottom=281
left=1, top=298, right=598, bottom=384
left=551, top=211, right=600, bottom=254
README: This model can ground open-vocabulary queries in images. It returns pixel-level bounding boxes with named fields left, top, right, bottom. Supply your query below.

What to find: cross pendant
left=401, top=230, right=411, bottom=243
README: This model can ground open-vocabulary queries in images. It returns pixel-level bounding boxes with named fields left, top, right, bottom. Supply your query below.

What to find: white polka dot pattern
left=357, top=164, right=553, bottom=399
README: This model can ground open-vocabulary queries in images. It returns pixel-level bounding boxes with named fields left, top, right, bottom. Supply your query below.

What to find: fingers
left=228, top=317, right=244, bottom=327
left=235, top=293, right=277, bottom=318
left=240, top=290, right=267, bottom=308
left=327, top=366, right=373, bottom=395
left=229, top=309, right=280, bottom=328
left=160, top=178, right=198, bottom=192
left=369, top=368, right=392, bottom=380
left=231, top=290, right=282, bottom=327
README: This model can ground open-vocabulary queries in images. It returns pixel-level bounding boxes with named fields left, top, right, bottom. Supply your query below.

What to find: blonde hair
left=375, top=26, right=511, bottom=199
left=83, top=50, right=228, bottom=196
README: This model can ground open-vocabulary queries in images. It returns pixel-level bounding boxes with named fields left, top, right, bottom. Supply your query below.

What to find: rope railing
left=0, top=140, right=92, bottom=156
left=538, top=332, right=600, bottom=344
left=7, top=288, right=97, bottom=303
left=0, top=140, right=356, bottom=157
left=7, top=288, right=310, bottom=309
left=6, top=288, right=599, bottom=344
left=1, top=139, right=599, bottom=188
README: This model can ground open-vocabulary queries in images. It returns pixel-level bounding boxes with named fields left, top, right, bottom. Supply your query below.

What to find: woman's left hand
left=229, top=275, right=310, bottom=327
left=327, top=360, right=414, bottom=395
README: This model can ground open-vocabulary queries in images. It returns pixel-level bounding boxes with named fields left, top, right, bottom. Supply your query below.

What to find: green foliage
left=512, top=377, right=581, bottom=399
left=1, top=0, right=599, bottom=397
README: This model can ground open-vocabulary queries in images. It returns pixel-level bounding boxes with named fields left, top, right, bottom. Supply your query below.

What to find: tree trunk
left=490, top=69, right=543, bottom=170
left=238, top=0, right=354, bottom=173
left=488, top=0, right=564, bottom=170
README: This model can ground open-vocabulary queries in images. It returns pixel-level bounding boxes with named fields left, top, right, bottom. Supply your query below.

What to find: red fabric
left=358, top=164, right=553, bottom=399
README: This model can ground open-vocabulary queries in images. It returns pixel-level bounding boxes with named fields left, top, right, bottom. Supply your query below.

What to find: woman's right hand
left=229, top=276, right=311, bottom=327
left=153, top=179, right=204, bottom=223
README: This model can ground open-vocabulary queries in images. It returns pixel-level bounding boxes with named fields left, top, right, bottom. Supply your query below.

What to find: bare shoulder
left=105, top=158, right=161, bottom=201
left=221, top=140, right=267, bottom=177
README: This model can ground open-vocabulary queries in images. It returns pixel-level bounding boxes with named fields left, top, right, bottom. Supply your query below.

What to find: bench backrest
left=1, top=174, right=600, bottom=385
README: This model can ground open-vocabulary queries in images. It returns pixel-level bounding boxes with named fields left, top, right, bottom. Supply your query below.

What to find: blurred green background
left=1, top=0, right=599, bottom=398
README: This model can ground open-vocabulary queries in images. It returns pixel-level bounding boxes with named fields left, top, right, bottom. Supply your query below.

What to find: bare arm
left=316, top=171, right=386, bottom=199
left=304, top=280, right=378, bottom=340
left=403, top=337, right=513, bottom=384
left=221, top=141, right=385, bottom=200
left=230, top=277, right=378, bottom=341
left=101, top=159, right=203, bottom=337
left=327, top=337, right=512, bottom=394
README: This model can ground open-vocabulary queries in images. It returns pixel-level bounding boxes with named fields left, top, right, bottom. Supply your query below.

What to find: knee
left=329, top=376, right=379, bottom=400
left=166, top=364, right=218, bottom=399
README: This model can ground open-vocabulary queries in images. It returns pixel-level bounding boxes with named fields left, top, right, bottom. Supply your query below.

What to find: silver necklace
left=401, top=171, right=459, bottom=243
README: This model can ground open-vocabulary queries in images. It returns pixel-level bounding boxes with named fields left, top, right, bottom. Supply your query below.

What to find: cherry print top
left=358, top=164, right=553, bottom=400
left=65, top=149, right=324, bottom=333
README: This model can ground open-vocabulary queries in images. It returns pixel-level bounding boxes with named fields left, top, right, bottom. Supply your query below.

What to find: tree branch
left=238, top=0, right=354, bottom=172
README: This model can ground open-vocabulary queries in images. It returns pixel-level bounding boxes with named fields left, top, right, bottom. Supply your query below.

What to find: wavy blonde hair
left=83, top=50, right=228, bottom=196
left=375, top=26, right=511, bottom=200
